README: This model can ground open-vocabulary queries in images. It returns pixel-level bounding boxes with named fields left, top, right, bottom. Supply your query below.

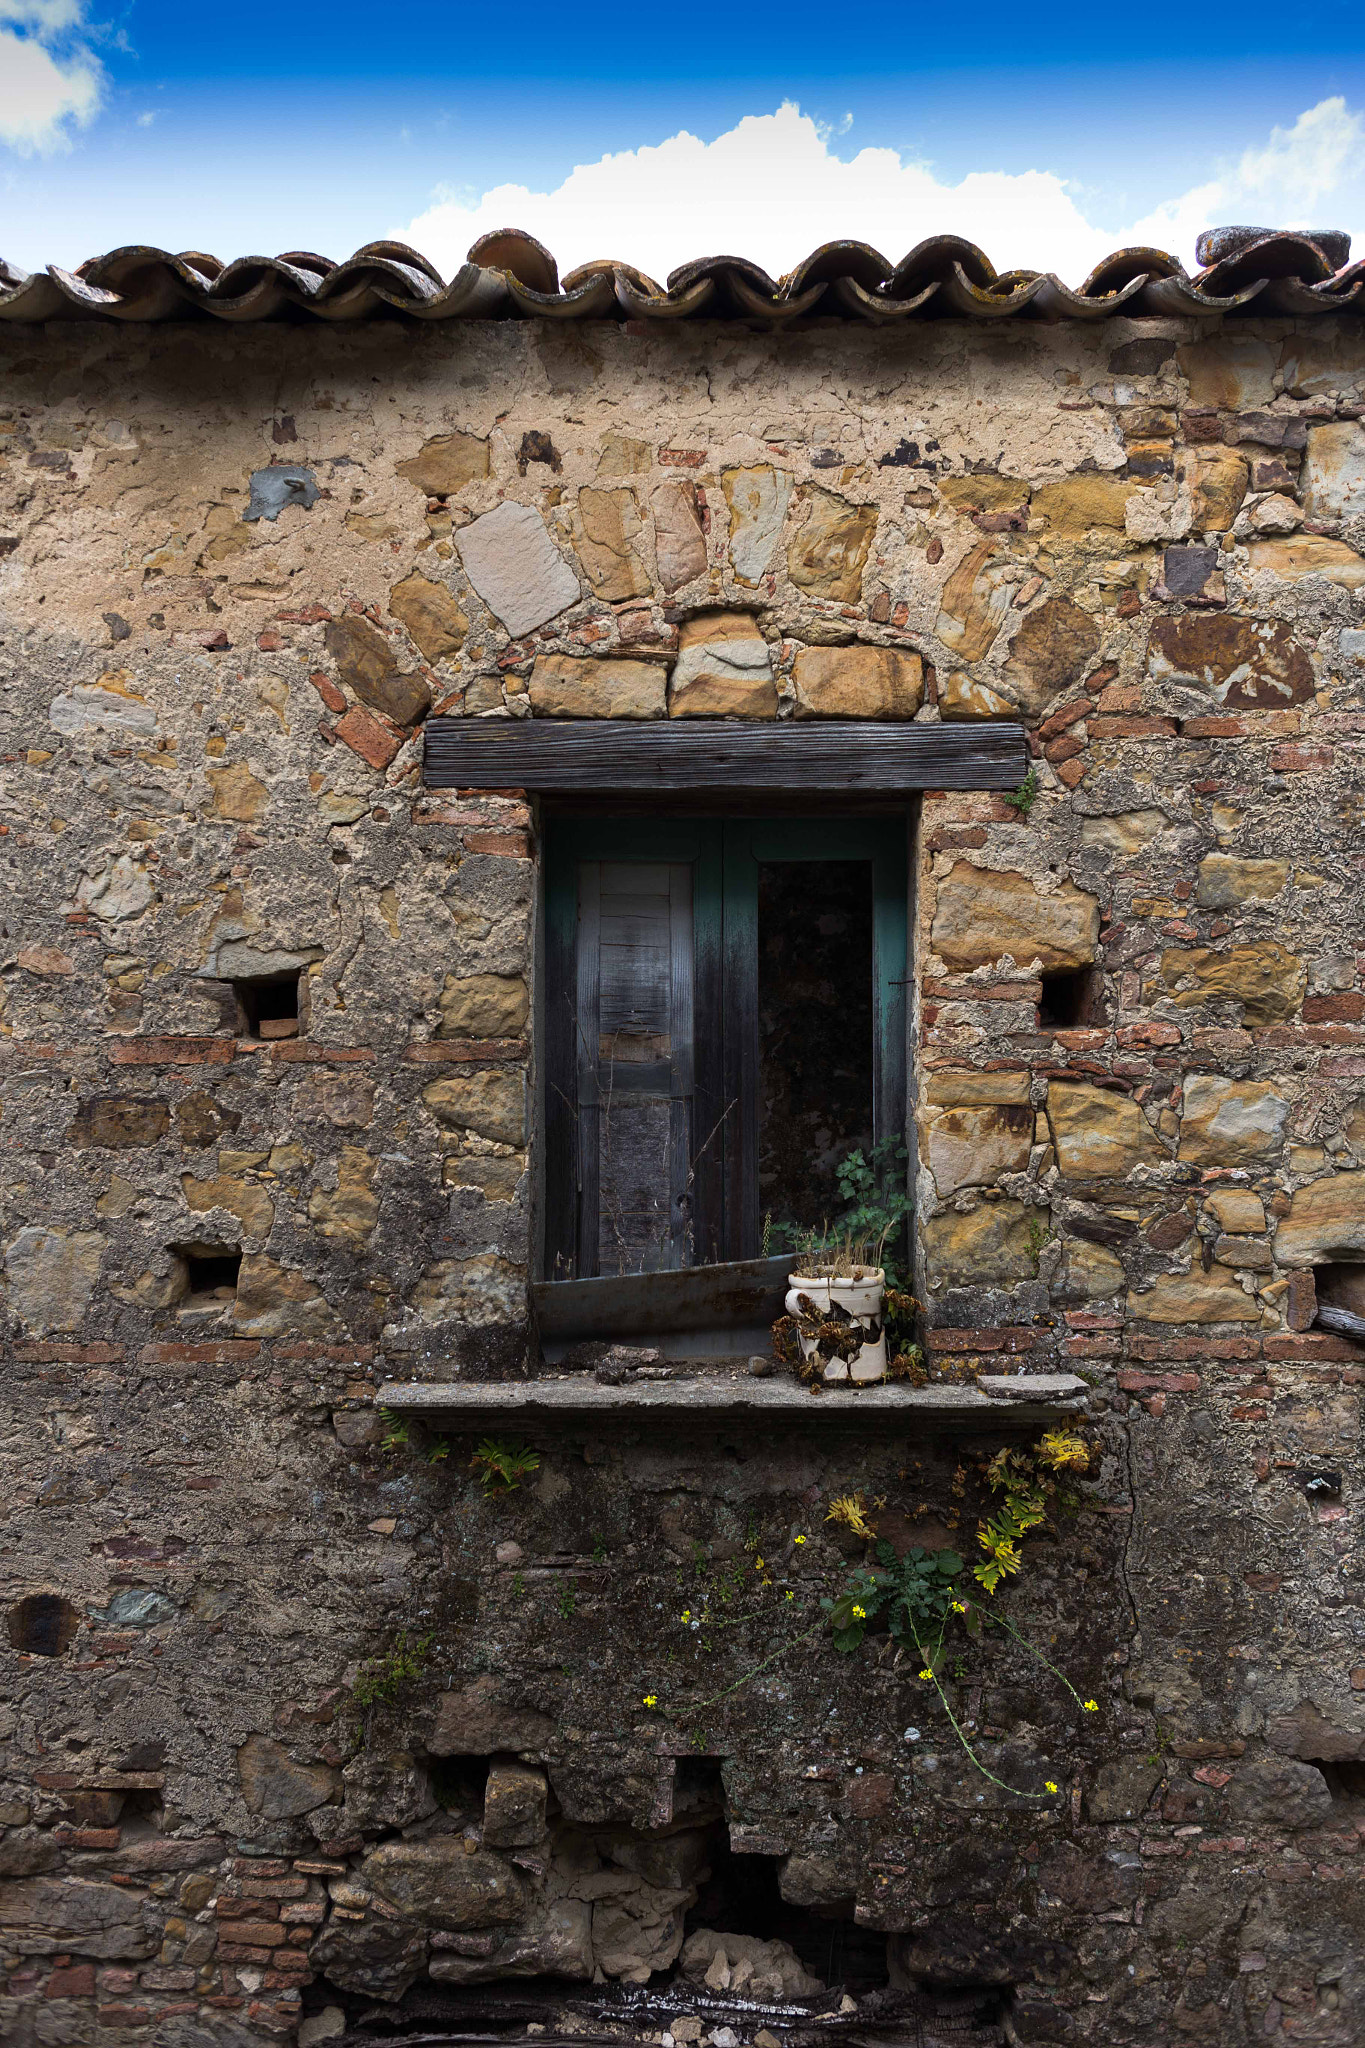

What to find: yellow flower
left=1084, top=1699, right=1099, bottom=1712
left=755, top=1557, right=764, bottom=1570
left=785, top=1590, right=795, bottom=1600
left=951, top=1600, right=966, bottom=1613
left=794, top=1534, right=806, bottom=1545
left=851, top=1604, right=867, bottom=1619
left=918, top=1669, right=932, bottom=1680
left=680, top=1610, right=691, bottom=1623
left=1045, top=1780, right=1059, bottom=1794
left=642, top=1694, right=657, bottom=1708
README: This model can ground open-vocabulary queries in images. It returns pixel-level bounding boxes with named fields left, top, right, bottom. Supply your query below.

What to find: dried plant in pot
left=782, top=1240, right=888, bottom=1384
left=769, top=1140, right=919, bottom=1388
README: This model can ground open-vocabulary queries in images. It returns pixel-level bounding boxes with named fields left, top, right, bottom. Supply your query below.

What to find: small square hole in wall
left=183, top=1248, right=242, bottom=1302
left=1039, top=965, right=1103, bottom=1031
left=233, top=974, right=300, bottom=1040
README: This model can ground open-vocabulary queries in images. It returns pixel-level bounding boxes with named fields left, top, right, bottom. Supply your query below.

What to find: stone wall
left=1, top=312, right=1364, bottom=2048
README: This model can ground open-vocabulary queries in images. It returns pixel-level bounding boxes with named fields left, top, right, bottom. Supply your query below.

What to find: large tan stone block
left=1078, top=810, right=1167, bottom=854
left=456, top=500, right=581, bottom=637
left=931, top=863, right=1099, bottom=972
left=181, top=1172, right=275, bottom=1240
left=786, top=489, right=877, bottom=601
left=669, top=612, right=776, bottom=717
left=1275, top=1174, right=1365, bottom=1264
left=935, top=542, right=1010, bottom=662
left=1178, top=447, right=1249, bottom=531
left=1158, top=942, right=1305, bottom=1023
left=1132, top=1267, right=1261, bottom=1322
left=529, top=655, right=667, bottom=719
left=234, top=1255, right=337, bottom=1337
left=1178, top=1075, right=1289, bottom=1166
left=921, top=1199, right=1037, bottom=1287
left=438, top=972, right=529, bottom=1037
left=362, top=1839, right=524, bottom=1930
left=1247, top=536, right=1365, bottom=588
left=1002, top=597, right=1101, bottom=717
left=651, top=481, right=707, bottom=591
left=1146, top=614, right=1313, bottom=708
left=924, top=1068, right=1032, bottom=1108
left=790, top=644, right=923, bottom=719
left=69, top=1096, right=169, bottom=1148
left=1047, top=1082, right=1163, bottom=1179
left=1205, top=1188, right=1267, bottom=1234
left=1194, top=854, right=1289, bottom=907
left=1175, top=336, right=1276, bottom=410
left=576, top=486, right=651, bottom=601
left=937, top=475, right=1030, bottom=515
left=395, top=432, right=489, bottom=496
left=423, top=1070, right=525, bottom=1146
left=3, top=1225, right=103, bottom=1335
left=1052, top=1237, right=1126, bottom=1302
left=308, top=1148, right=380, bottom=1242
left=723, top=465, right=793, bottom=585
left=324, top=614, right=432, bottom=727
left=1032, top=475, right=1136, bottom=535
left=1302, top=421, right=1365, bottom=522
left=937, top=671, right=1017, bottom=720
left=389, top=572, right=468, bottom=661
left=927, top=1103, right=1033, bottom=1196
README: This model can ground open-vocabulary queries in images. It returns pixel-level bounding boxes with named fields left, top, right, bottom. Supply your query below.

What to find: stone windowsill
left=377, top=1371, right=1090, bottom=1424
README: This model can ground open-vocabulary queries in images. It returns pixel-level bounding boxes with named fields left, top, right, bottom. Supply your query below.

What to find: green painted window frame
left=542, top=814, right=908, bottom=1281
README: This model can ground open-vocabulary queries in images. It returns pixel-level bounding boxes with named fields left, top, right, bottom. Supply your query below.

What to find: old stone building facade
left=2, top=229, right=1364, bottom=2048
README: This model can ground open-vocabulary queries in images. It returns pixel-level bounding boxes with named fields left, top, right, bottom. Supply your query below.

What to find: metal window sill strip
left=377, top=1373, right=1089, bottom=1424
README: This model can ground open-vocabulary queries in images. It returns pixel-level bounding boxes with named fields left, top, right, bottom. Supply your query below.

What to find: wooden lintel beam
left=423, top=718, right=1029, bottom=793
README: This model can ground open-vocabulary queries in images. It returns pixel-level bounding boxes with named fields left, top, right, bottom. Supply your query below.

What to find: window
left=542, top=816, right=907, bottom=1280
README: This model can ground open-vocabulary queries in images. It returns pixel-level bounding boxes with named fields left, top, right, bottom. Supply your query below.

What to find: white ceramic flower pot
left=784, top=1267, right=887, bottom=1383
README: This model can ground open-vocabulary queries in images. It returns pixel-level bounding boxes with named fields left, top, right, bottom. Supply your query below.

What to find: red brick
left=334, top=704, right=402, bottom=771
left=1094, top=683, right=1145, bottom=713
left=307, top=669, right=346, bottom=715
left=1264, top=1331, right=1362, bottom=1361
left=46, top=1965, right=96, bottom=1998
left=217, top=1944, right=277, bottom=1965
left=1117, top=1369, right=1200, bottom=1393
left=1272, top=740, right=1335, bottom=773
left=402, top=1038, right=525, bottom=1063
left=1351, top=1669, right=1365, bottom=1691
left=267, top=1040, right=375, bottom=1065
left=1037, top=697, right=1089, bottom=741
left=1117, top=1022, right=1182, bottom=1048
left=109, top=1036, right=234, bottom=1066
left=924, top=826, right=987, bottom=851
left=1065, top=1335, right=1122, bottom=1358
left=1126, top=1336, right=1261, bottom=1361
left=1089, top=715, right=1177, bottom=738
left=1056, top=756, right=1088, bottom=789
left=1044, top=731, right=1085, bottom=765
left=463, top=829, right=530, bottom=856
left=1285, top=1269, right=1317, bottom=1332
left=926, top=1325, right=1038, bottom=1353
left=63, top=1827, right=119, bottom=1849
left=12, top=1342, right=122, bottom=1364
left=257, top=631, right=285, bottom=652
left=139, top=1341, right=261, bottom=1365
left=1180, top=716, right=1247, bottom=738
left=1304, top=992, right=1365, bottom=1022
left=277, top=604, right=332, bottom=624
left=658, top=447, right=707, bottom=466
left=1085, top=661, right=1121, bottom=692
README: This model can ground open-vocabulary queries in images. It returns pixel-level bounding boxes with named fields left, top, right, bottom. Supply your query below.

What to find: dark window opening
left=8, top=1592, right=80, bottom=1658
left=183, top=1248, right=242, bottom=1300
left=758, top=859, right=874, bottom=1242
left=233, top=974, right=300, bottom=1039
left=685, top=1838, right=887, bottom=1993
left=1319, top=1760, right=1365, bottom=1803
left=1038, top=965, right=1102, bottom=1032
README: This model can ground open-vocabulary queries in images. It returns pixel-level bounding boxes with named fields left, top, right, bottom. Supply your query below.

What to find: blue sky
left=4, top=0, right=1365, bottom=281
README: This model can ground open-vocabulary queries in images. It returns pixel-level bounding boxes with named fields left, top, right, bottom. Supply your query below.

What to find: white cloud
left=397, top=97, right=1364, bottom=287
left=136, top=110, right=155, bottom=128
left=0, top=0, right=102, bottom=156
